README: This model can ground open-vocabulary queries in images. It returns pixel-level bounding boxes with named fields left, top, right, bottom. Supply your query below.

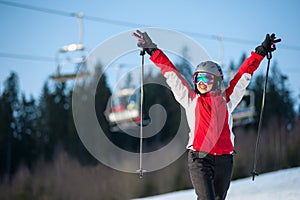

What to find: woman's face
left=193, top=73, right=215, bottom=94
left=197, top=80, right=214, bottom=94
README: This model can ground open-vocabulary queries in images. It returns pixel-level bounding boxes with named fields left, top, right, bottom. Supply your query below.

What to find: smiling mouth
left=199, top=85, right=207, bottom=89
left=198, top=82, right=207, bottom=89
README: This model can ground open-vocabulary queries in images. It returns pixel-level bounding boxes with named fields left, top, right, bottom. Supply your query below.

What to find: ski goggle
left=193, top=73, right=214, bottom=84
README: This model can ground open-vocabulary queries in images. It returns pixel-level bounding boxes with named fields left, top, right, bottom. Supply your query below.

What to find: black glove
left=132, top=30, right=158, bottom=56
left=255, top=33, right=281, bottom=57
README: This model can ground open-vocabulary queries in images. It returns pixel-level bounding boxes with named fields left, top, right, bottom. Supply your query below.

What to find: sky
left=1, top=0, right=300, bottom=107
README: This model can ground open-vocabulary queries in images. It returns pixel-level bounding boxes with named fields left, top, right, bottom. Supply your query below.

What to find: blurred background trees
left=0, top=52, right=299, bottom=199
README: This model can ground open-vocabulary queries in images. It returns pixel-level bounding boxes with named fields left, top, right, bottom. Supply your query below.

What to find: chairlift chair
left=232, top=90, right=256, bottom=126
left=51, top=43, right=89, bottom=82
left=51, top=13, right=89, bottom=82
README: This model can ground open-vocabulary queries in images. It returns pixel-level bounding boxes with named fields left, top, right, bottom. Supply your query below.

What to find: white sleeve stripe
left=164, top=71, right=194, bottom=108
left=227, top=73, right=251, bottom=113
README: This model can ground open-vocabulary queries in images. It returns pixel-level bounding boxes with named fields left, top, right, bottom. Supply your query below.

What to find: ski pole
left=251, top=51, right=272, bottom=181
left=137, top=48, right=146, bottom=178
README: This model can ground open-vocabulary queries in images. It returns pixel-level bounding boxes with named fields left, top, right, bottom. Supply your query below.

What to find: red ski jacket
left=150, top=49, right=264, bottom=155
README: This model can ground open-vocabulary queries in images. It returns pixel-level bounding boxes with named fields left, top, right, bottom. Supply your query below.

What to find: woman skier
left=133, top=30, right=279, bottom=200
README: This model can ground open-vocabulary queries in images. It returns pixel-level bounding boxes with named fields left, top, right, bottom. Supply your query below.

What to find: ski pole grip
left=140, top=48, right=145, bottom=56
left=267, top=51, right=272, bottom=60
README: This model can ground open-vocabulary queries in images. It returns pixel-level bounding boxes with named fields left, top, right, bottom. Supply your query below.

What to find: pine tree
left=18, top=94, right=39, bottom=170
left=36, top=81, right=70, bottom=161
left=251, top=63, right=295, bottom=128
left=0, top=72, right=20, bottom=182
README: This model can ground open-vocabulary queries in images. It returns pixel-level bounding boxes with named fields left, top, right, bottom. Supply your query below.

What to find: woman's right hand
left=132, top=30, right=158, bottom=55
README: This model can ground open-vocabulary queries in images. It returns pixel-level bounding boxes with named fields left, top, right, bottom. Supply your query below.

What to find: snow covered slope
left=133, top=167, right=300, bottom=200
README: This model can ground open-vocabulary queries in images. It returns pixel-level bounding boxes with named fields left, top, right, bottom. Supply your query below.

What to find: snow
left=133, top=167, right=300, bottom=200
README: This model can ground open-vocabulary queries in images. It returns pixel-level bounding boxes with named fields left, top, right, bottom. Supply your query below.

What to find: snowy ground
left=133, top=167, right=300, bottom=200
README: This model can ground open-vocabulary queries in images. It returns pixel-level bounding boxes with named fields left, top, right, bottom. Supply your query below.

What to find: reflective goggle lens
left=194, top=73, right=214, bottom=84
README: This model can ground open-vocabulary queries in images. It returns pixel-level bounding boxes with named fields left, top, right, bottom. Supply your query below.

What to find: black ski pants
left=188, top=150, right=233, bottom=200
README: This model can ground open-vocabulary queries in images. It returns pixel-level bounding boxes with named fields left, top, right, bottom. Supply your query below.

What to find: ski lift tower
left=51, top=12, right=89, bottom=82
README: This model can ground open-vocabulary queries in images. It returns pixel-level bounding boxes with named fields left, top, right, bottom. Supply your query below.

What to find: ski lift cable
left=1, top=0, right=300, bottom=52
left=0, top=0, right=74, bottom=18
left=0, top=52, right=53, bottom=62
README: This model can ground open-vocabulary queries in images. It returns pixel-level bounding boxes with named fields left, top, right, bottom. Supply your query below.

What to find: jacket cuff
left=255, top=45, right=267, bottom=57
left=149, top=48, right=161, bottom=60
left=251, top=51, right=264, bottom=61
left=246, top=52, right=264, bottom=75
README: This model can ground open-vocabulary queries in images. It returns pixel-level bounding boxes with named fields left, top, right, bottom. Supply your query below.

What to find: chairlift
left=51, top=13, right=89, bottom=82
left=106, top=88, right=140, bottom=126
left=232, top=90, right=256, bottom=126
